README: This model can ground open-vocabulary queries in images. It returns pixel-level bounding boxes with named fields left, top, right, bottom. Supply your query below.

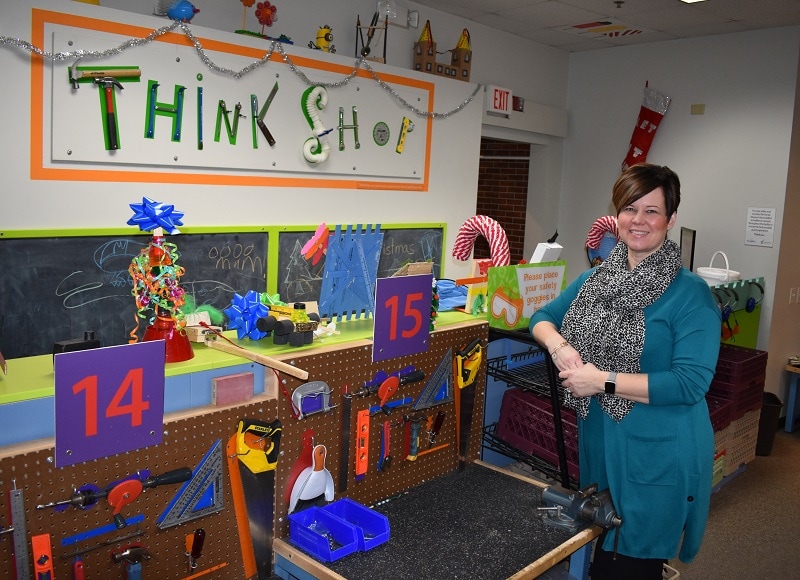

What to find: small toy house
left=413, top=20, right=471, bottom=82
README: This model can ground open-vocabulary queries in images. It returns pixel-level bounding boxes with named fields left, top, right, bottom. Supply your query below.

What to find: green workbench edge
left=0, top=310, right=486, bottom=404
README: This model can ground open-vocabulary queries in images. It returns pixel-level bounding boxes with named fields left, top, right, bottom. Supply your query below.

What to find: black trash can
left=756, top=392, right=783, bottom=456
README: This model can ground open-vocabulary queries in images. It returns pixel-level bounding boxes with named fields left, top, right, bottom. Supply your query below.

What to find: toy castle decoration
left=413, top=20, right=471, bottom=82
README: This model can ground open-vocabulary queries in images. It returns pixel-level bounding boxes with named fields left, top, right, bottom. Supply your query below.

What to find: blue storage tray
left=322, top=498, right=390, bottom=551
left=287, top=507, right=359, bottom=562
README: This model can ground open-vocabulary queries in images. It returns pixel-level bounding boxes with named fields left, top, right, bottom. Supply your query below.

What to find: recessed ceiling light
left=680, top=0, right=708, bottom=3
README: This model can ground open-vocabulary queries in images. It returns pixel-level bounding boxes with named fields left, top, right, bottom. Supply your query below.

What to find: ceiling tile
left=409, top=0, right=800, bottom=52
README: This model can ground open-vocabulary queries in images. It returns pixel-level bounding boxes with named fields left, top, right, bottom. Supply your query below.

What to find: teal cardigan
left=530, top=268, right=721, bottom=562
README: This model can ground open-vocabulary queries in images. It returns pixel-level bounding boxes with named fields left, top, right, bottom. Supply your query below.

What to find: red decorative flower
left=255, top=2, right=277, bottom=27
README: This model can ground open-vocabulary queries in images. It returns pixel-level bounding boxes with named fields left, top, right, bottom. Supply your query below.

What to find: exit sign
left=486, top=85, right=512, bottom=115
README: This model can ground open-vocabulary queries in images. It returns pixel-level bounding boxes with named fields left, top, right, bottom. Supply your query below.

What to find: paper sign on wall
left=487, top=261, right=567, bottom=330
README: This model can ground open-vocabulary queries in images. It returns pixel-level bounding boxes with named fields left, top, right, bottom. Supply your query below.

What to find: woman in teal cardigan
left=531, top=164, right=721, bottom=579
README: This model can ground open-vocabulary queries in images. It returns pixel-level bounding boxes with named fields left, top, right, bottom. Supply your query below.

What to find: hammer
left=70, top=64, right=141, bottom=90
left=93, top=77, right=124, bottom=150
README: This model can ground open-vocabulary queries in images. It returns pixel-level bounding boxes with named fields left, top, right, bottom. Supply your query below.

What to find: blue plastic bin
left=287, top=507, right=359, bottom=562
left=322, top=498, right=390, bottom=551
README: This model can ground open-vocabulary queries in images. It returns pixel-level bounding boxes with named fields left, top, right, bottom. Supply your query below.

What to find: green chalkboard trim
left=0, top=225, right=271, bottom=238
left=265, top=222, right=447, bottom=295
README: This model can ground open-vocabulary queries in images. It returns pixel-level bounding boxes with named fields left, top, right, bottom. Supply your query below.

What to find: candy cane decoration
left=451, top=215, right=510, bottom=267
left=585, top=215, right=619, bottom=249
left=301, top=85, right=331, bottom=163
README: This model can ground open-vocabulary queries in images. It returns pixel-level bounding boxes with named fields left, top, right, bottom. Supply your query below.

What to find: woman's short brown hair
left=612, top=163, right=681, bottom=217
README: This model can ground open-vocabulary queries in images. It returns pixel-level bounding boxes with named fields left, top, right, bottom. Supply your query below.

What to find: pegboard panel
left=273, top=322, right=488, bottom=540
left=0, top=319, right=486, bottom=578
left=0, top=396, right=278, bottom=579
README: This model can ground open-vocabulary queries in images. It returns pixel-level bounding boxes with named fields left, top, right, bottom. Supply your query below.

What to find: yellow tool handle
left=205, top=339, right=308, bottom=380
left=396, top=117, right=410, bottom=153
left=236, top=419, right=282, bottom=473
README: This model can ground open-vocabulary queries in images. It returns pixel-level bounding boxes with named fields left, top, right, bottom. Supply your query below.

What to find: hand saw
left=234, top=418, right=282, bottom=579
left=455, top=338, right=483, bottom=470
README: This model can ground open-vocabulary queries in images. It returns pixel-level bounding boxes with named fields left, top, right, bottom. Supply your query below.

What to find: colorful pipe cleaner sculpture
left=127, top=197, right=188, bottom=339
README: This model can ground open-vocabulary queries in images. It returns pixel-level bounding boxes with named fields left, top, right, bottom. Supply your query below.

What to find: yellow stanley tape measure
left=235, top=418, right=282, bottom=474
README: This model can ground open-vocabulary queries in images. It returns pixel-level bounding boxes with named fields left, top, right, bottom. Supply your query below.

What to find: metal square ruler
left=157, top=439, right=225, bottom=529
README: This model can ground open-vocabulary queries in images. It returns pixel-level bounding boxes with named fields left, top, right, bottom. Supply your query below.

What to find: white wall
left=770, top=58, right=800, bottom=406
left=99, top=0, right=571, bottom=110
left=6, top=1, right=798, bottom=401
left=562, top=27, right=800, bottom=397
left=0, top=0, right=569, bottom=285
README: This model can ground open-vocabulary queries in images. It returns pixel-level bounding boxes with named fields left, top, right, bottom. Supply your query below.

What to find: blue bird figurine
left=166, top=0, right=199, bottom=22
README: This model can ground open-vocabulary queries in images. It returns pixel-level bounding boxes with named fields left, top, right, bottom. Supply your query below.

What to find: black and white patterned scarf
left=560, top=238, right=682, bottom=422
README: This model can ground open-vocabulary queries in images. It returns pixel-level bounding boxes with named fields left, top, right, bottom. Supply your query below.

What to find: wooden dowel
left=205, top=339, right=308, bottom=381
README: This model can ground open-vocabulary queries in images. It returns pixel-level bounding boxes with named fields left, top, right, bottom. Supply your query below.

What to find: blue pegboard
left=319, top=224, right=383, bottom=320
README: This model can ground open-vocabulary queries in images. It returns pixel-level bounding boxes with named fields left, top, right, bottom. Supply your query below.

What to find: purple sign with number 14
left=54, top=340, right=165, bottom=468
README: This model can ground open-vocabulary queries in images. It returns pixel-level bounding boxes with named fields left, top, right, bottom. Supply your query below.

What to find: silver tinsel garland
left=0, top=21, right=481, bottom=119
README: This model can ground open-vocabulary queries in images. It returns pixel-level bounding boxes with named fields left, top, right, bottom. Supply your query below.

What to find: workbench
left=0, top=313, right=494, bottom=579
left=273, top=461, right=600, bottom=580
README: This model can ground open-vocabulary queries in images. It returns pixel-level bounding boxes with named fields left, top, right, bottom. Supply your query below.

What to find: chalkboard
left=0, top=232, right=267, bottom=359
left=276, top=227, right=444, bottom=304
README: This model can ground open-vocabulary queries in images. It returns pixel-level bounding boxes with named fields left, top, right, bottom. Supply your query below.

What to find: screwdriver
left=36, top=487, right=106, bottom=510
left=188, top=528, right=205, bottom=570
left=36, top=468, right=191, bottom=512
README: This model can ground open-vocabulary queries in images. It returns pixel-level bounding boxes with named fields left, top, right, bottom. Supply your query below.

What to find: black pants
left=591, top=533, right=666, bottom=580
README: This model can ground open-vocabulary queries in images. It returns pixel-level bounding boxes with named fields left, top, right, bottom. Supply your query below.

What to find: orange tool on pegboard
left=31, top=533, right=54, bottom=579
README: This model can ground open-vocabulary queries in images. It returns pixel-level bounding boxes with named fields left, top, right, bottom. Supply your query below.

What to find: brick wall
left=474, top=138, right=530, bottom=264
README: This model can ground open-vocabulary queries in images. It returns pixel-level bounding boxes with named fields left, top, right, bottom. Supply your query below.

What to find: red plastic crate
left=706, top=394, right=733, bottom=432
left=495, top=387, right=579, bottom=480
left=710, top=370, right=766, bottom=395
left=710, top=378, right=764, bottom=420
left=713, top=345, right=768, bottom=385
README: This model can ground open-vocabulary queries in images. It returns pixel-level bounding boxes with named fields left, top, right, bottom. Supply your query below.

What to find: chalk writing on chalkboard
left=0, top=233, right=267, bottom=359
left=276, top=227, right=443, bottom=304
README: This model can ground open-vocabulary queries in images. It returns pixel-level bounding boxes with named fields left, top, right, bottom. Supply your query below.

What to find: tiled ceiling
left=410, top=0, right=800, bottom=51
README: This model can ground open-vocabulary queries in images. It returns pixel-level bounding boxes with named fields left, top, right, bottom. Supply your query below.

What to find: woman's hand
left=560, top=362, right=603, bottom=397
left=550, top=342, right=583, bottom=372
left=530, top=322, right=584, bottom=372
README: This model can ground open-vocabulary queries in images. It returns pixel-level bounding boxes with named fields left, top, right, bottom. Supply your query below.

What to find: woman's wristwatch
left=605, top=372, right=617, bottom=395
